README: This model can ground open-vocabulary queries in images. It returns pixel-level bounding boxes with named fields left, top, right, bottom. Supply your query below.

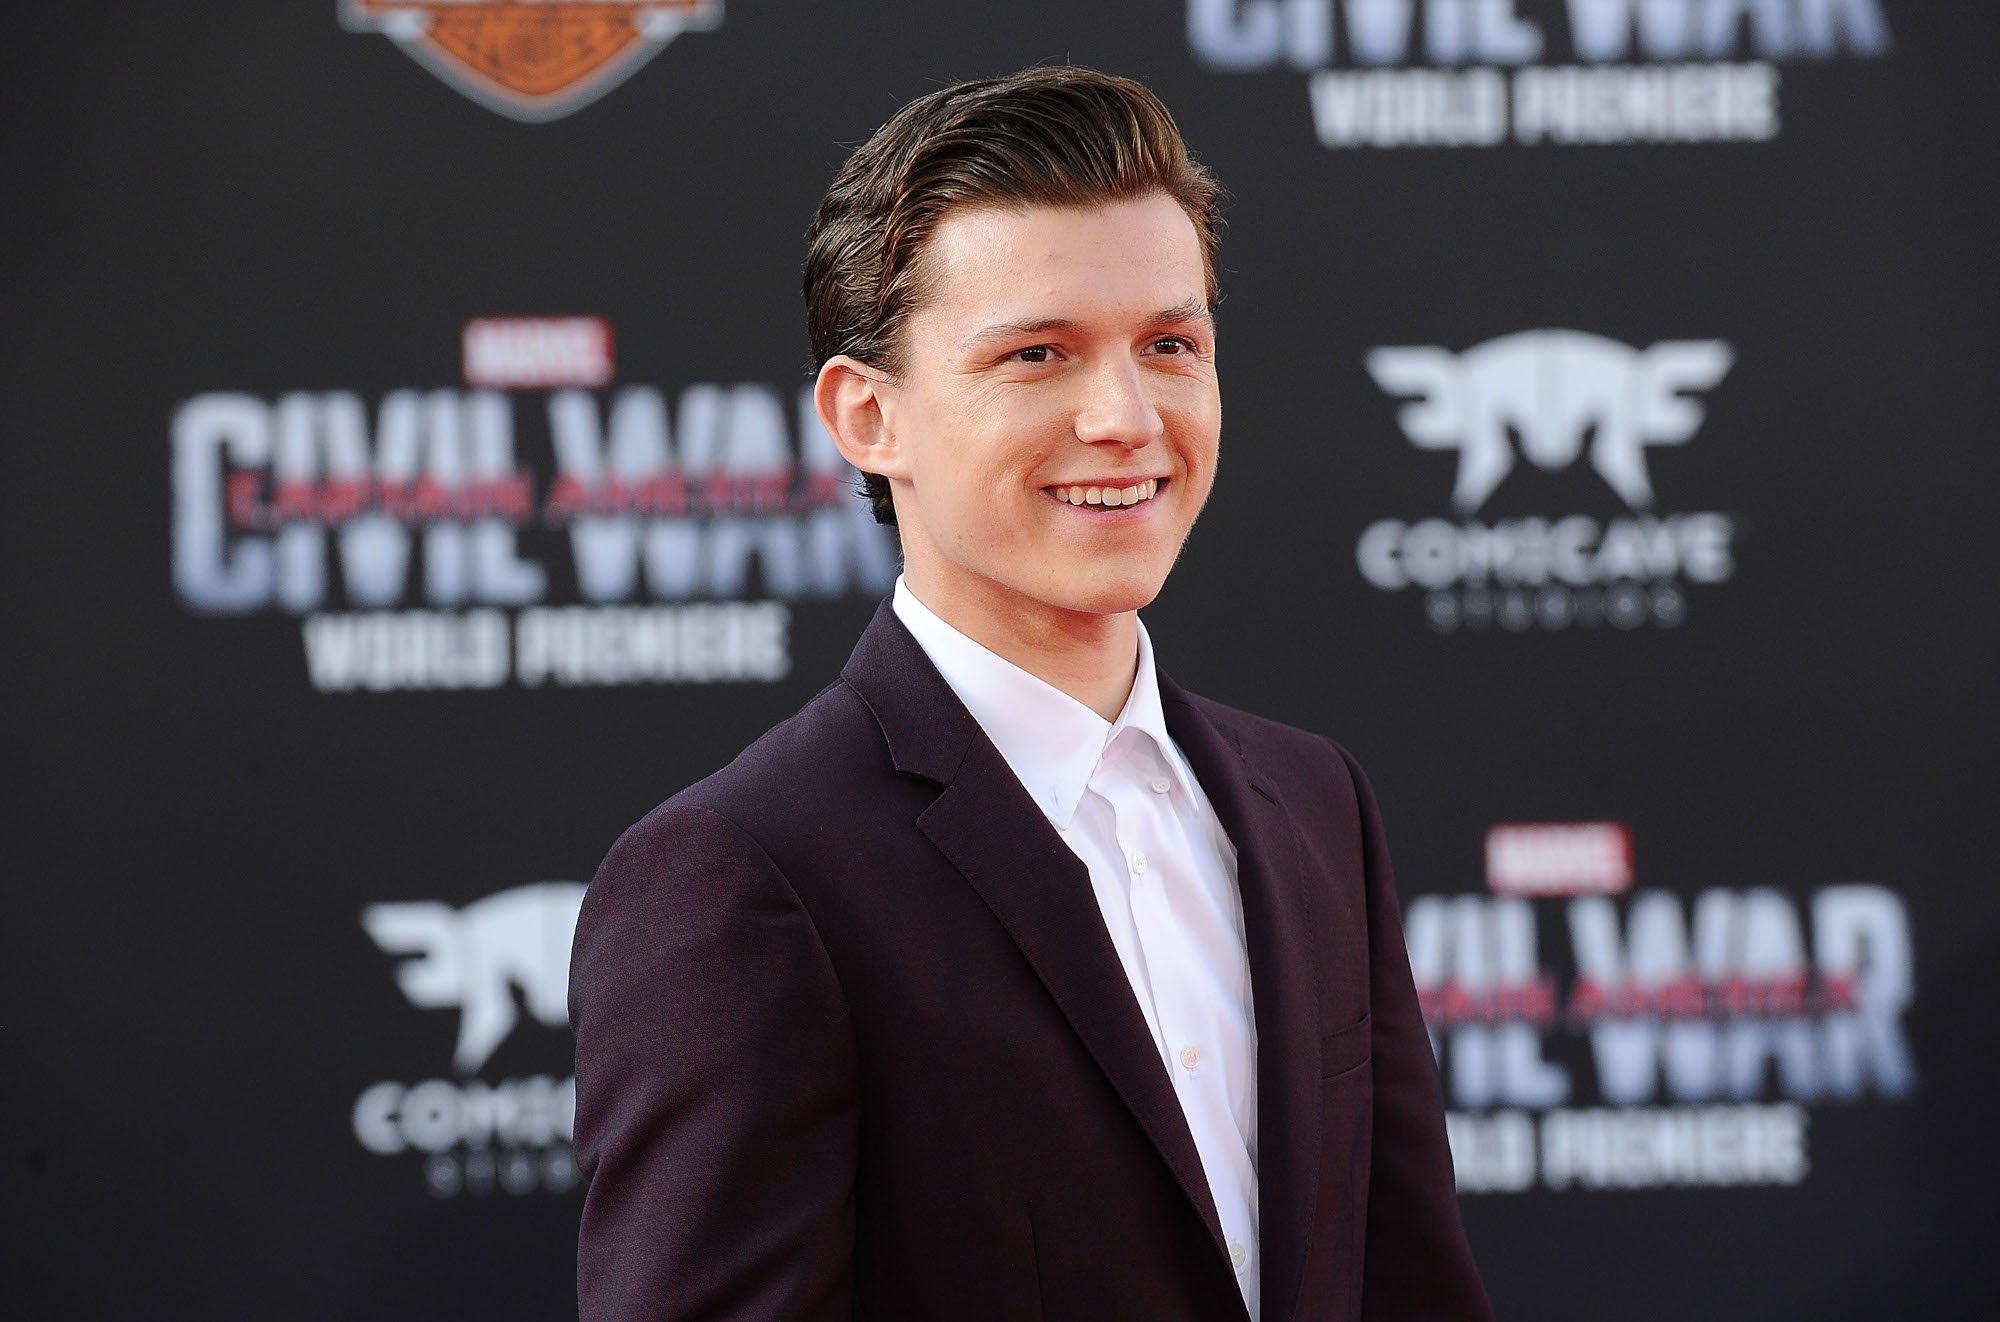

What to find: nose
left=1073, top=357, right=1165, bottom=449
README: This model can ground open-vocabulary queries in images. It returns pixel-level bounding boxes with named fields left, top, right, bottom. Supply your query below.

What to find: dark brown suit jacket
left=570, top=602, right=1491, bottom=1320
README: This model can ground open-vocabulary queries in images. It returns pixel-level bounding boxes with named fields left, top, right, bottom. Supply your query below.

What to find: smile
left=1046, top=478, right=1163, bottom=508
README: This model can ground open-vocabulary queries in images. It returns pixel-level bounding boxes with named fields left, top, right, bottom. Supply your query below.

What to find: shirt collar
left=891, top=576, right=1194, bottom=830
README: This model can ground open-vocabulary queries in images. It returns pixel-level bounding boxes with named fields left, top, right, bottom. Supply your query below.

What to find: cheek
left=1168, top=397, right=1222, bottom=465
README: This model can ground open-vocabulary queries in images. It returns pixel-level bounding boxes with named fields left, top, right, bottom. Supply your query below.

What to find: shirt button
left=1179, top=1044, right=1201, bottom=1070
left=1150, top=776, right=1172, bottom=794
left=1131, top=851, right=1148, bottom=874
left=1229, top=1241, right=1249, bottom=1271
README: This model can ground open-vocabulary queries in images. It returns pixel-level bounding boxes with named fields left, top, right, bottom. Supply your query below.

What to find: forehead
left=910, top=194, right=1210, bottom=328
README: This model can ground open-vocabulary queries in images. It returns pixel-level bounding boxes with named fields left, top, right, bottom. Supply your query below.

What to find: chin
left=1052, top=569, right=1168, bottom=617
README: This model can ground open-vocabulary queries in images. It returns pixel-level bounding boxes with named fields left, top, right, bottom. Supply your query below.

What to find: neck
left=902, top=572, right=1140, bottom=722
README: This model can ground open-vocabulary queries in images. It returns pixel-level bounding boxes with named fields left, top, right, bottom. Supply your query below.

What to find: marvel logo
left=1485, top=822, right=1633, bottom=897
left=462, top=317, right=614, bottom=389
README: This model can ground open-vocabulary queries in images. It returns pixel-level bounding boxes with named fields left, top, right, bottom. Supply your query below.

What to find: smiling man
left=570, top=67, right=1492, bottom=1321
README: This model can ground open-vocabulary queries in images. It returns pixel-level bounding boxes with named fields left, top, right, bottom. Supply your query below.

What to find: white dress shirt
left=892, top=578, right=1261, bottom=1318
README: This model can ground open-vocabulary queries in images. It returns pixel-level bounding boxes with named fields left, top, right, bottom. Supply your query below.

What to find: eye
left=1011, top=345, right=1054, bottom=364
left=1150, top=335, right=1196, bottom=356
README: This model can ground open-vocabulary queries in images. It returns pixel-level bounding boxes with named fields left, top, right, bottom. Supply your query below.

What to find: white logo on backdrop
left=168, top=318, right=899, bottom=694
left=1405, top=825, right=1917, bottom=1195
left=1367, top=330, right=1734, bottom=511
left=1187, top=0, right=1893, bottom=149
left=354, top=882, right=587, bottom=1197
left=1353, top=328, right=1741, bottom=633
left=363, top=882, right=586, bottom=1073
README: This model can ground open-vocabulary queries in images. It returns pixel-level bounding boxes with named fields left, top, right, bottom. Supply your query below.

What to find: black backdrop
left=9, top=3, right=1996, bottom=1317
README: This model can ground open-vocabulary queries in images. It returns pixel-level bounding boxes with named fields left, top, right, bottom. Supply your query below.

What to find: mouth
left=1043, top=477, right=1165, bottom=509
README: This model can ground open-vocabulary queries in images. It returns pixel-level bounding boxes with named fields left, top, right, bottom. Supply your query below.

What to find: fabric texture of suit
left=570, top=601, right=1493, bottom=1320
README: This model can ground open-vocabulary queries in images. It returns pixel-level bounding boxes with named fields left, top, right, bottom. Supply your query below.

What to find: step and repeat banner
left=10, top=3, right=1995, bottom=1318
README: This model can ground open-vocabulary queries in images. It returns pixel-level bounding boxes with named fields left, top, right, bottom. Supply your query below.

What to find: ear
left=813, top=355, right=908, bottom=481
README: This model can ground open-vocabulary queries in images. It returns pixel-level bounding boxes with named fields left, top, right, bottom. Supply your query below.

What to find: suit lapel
left=1161, top=678, right=1323, bottom=1322
left=842, top=604, right=1231, bottom=1257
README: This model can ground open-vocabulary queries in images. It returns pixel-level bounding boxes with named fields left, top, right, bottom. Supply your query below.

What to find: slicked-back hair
left=804, top=66, right=1224, bottom=525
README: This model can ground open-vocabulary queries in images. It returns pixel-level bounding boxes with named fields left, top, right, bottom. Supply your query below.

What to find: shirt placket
left=1110, top=741, right=1260, bottom=1315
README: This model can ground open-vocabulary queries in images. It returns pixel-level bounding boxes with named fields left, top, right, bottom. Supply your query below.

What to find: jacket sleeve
left=1340, top=747, right=1495, bottom=1321
left=569, top=801, right=858, bottom=1320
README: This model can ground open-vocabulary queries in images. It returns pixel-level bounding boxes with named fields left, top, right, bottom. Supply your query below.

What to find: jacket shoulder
left=1178, top=690, right=1360, bottom=780
left=606, top=676, right=899, bottom=872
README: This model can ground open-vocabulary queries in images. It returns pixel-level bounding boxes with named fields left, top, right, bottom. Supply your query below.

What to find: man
left=570, top=66, right=1491, bottom=1321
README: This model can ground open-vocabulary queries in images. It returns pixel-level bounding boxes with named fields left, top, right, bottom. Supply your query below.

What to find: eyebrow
left=960, top=299, right=1214, bottom=351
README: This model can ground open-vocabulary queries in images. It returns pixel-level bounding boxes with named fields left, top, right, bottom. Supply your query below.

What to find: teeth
left=1054, top=479, right=1161, bottom=507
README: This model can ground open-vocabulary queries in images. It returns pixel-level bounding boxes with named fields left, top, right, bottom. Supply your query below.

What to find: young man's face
left=873, top=192, right=1220, bottom=634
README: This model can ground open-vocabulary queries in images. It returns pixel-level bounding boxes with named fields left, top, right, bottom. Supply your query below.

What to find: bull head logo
left=1367, top=330, right=1734, bottom=512
left=364, top=882, right=587, bottom=1073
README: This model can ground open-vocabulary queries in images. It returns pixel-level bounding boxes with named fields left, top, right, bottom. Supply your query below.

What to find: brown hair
left=804, top=66, right=1224, bottom=524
